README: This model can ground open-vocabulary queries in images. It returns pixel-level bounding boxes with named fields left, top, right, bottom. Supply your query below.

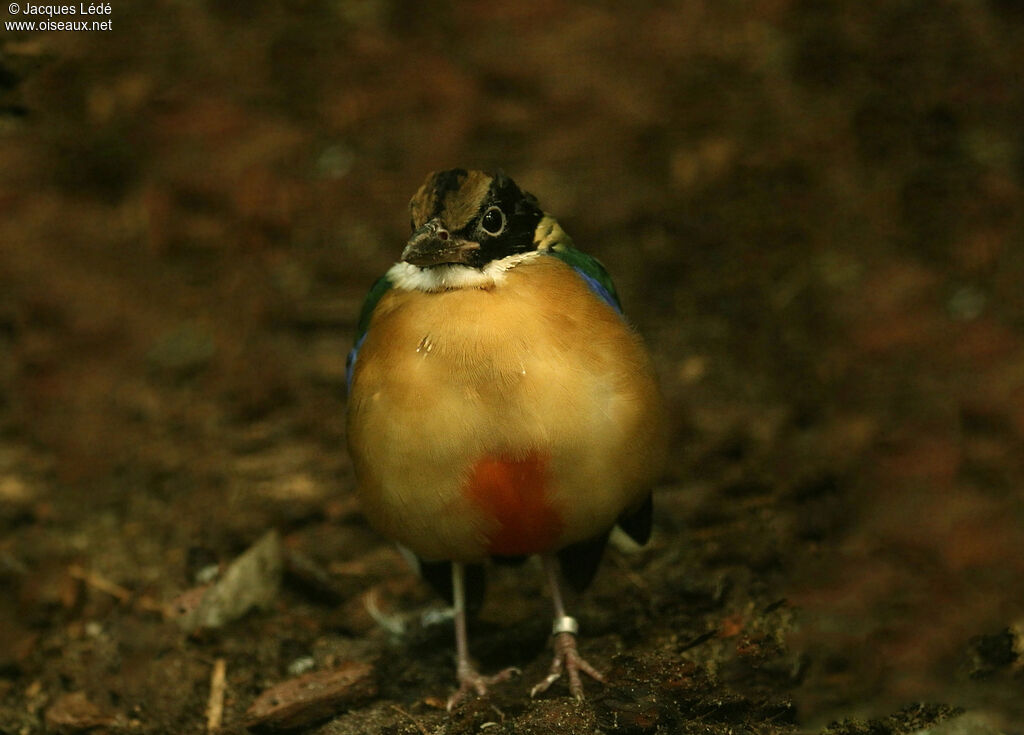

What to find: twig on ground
left=206, top=658, right=227, bottom=732
left=67, top=564, right=168, bottom=616
left=389, top=704, right=429, bottom=735
left=68, top=564, right=132, bottom=603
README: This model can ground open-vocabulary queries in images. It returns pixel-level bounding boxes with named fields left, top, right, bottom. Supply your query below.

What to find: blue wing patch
left=346, top=333, right=367, bottom=394
left=569, top=266, right=622, bottom=315
left=347, top=275, right=393, bottom=395
left=541, top=244, right=625, bottom=317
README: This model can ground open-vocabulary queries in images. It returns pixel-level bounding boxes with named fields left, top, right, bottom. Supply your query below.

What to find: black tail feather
left=617, top=492, right=653, bottom=545
left=557, top=531, right=611, bottom=593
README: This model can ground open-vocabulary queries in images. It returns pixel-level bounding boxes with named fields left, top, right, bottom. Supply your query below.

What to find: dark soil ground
left=3, top=2, right=1024, bottom=733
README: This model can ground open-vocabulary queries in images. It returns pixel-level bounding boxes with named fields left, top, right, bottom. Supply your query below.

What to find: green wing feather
left=355, top=275, right=393, bottom=340
left=347, top=274, right=392, bottom=391
left=534, top=214, right=622, bottom=313
left=547, top=242, right=623, bottom=313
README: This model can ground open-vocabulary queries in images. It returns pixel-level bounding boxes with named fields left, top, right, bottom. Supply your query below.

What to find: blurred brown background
left=2, top=2, right=1024, bottom=733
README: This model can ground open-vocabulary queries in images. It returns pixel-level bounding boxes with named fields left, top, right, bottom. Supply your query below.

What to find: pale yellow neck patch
left=533, top=215, right=574, bottom=251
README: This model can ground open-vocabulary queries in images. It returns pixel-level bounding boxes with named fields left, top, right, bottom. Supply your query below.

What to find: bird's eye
left=480, top=206, right=505, bottom=236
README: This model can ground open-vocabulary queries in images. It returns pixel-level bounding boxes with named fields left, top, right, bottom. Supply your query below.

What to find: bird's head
left=402, top=169, right=544, bottom=270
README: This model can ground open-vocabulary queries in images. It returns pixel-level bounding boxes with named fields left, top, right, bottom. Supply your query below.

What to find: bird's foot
left=446, top=663, right=520, bottom=712
left=530, top=623, right=606, bottom=700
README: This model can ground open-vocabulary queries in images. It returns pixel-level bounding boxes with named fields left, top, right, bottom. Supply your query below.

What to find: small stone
left=287, top=655, right=316, bottom=677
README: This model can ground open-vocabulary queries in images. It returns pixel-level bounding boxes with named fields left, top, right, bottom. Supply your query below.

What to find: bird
left=345, top=168, right=664, bottom=709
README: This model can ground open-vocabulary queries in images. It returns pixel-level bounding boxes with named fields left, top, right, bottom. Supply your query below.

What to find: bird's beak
left=402, top=219, right=480, bottom=267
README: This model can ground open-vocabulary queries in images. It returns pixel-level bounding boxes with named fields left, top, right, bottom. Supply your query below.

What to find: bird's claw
left=446, top=665, right=520, bottom=711
left=530, top=631, right=606, bottom=700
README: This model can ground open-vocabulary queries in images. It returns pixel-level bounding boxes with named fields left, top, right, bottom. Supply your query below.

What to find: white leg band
left=551, top=615, right=579, bottom=636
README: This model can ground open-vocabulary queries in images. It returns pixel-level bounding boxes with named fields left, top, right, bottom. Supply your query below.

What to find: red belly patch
left=464, top=452, right=563, bottom=555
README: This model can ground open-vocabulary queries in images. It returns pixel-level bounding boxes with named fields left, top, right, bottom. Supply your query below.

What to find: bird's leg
left=446, top=562, right=518, bottom=711
left=530, top=554, right=607, bottom=700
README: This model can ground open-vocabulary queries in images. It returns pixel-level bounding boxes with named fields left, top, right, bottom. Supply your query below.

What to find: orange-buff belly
left=464, top=452, right=563, bottom=556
